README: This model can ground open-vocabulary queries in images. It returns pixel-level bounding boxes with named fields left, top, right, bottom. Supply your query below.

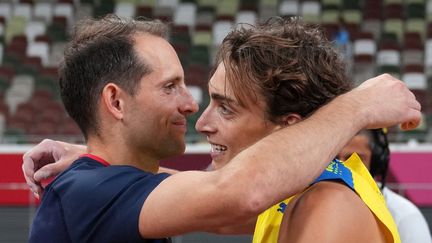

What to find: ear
left=101, top=83, right=125, bottom=120
left=281, top=113, right=302, bottom=126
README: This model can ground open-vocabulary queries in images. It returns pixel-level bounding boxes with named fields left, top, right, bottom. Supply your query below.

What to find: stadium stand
left=0, top=0, right=430, bottom=144
left=0, top=1, right=430, bottom=243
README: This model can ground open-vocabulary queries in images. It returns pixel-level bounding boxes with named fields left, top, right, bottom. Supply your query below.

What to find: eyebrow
left=169, top=76, right=183, bottom=82
left=210, top=92, right=239, bottom=106
left=162, top=76, right=182, bottom=86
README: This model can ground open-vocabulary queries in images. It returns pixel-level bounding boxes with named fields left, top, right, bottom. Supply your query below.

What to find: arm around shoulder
left=139, top=169, right=260, bottom=238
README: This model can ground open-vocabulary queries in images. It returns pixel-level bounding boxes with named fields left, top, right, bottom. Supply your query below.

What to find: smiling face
left=195, top=63, right=280, bottom=169
left=123, top=34, right=199, bottom=161
left=195, top=19, right=352, bottom=170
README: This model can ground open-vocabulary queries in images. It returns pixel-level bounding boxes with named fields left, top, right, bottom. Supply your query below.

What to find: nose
left=179, top=88, right=199, bottom=116
left=195, top=105, right=216, bottom=135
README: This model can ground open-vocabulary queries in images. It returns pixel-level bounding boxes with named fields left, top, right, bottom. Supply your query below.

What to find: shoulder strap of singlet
left=312, top=158, right=355, bottom=190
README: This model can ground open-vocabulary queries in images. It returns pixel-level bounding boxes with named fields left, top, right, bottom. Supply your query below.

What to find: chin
left=163, top=142, right=186, bottom=158
left=212, top=159, right=229, bottom=170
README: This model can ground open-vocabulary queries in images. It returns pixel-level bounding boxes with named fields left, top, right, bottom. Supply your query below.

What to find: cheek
left=227, top=128, right=266, bottom=155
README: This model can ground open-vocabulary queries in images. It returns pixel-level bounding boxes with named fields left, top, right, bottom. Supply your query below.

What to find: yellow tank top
left=253, top=153, right=401, bottom=243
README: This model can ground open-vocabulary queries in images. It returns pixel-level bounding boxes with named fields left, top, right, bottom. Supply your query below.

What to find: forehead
left=209, top=63, right=267, bottom=111
left=133, top=33, right=183, bottom=80
left=208, top=63, right=234, bottom=96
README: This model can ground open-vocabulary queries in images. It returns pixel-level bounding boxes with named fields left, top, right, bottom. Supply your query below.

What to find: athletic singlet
left=252, top=153, right=401, bottom=243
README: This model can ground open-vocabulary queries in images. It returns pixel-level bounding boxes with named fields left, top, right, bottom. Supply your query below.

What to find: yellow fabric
left=253, top=153, right=401, bottom=243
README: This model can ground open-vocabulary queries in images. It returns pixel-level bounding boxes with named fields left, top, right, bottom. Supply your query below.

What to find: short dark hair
left=216, top=17, right=352, bottom=123
left=59, top=14, right=168, bottom=139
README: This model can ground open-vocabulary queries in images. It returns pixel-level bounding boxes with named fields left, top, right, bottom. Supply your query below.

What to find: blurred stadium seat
left=0, top=0, right=429, bottom=145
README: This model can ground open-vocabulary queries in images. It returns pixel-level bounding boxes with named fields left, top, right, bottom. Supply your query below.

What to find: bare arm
left=278, top=182, right=386, bottom=243
left=139, top=75, right=421, bottom=237
left=22, top=75, right=420, bottom=236
left=22, top=142, right=178, bottom=197
left=157, top=167, right=179, bottom=174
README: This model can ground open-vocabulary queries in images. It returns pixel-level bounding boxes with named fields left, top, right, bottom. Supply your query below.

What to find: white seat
left=301, top=1, right=320, bottom=15
left=33, top=2, right=53, bottom=24
left=300, top=1, right=321, bottom=22
left=279, top=1, right=299, bottom=16
left=402, top=50, right=423, bottom=66
left=424, top=39, right=432, bottom=67
left=235, top=10, right=257, bottom=25
left=187, top=85, right=203, bottom=104
left=13, top=3, right=32, bottom=20
left=212, top=20, right=232, bottom=46
left=353, top=39, right=377, bottom=56
left=376, top=50, right=400, bottom=66
left=0, top=3, right=12, bottom=22
left=114, top=3, right=136, bottom=18
left=27, top=42, right=50, bottom=66
left=49, top=42, right=67, bottom=67
left=157, top=0, right=179, bottom=9
left=402, top=72, right=427, bottom=90
left=427, top=0, right=432, bottom=20
left=25, top=21, right=46, bottom=43
left=12, top=74, right=34, bottom=88
left=6, top=75, right=35, bottom=114
left=173, top=3, right=197, bottom=28
left=53, top=3, right=74, bottom=27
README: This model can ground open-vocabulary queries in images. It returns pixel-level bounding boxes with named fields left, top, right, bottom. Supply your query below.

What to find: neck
left=86, top=135, right=160, bottom=173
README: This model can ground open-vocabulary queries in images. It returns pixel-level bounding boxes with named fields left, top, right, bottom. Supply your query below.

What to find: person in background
left=334, top=16, right=351, bottom=61
left=337, top=129, right=432, bottom=243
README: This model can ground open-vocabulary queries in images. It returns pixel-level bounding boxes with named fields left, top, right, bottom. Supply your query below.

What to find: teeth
left=211, top=144, right=227, bottom=152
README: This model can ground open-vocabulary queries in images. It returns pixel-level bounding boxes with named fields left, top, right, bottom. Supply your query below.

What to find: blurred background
left=0, top=0, right=431, bottom=242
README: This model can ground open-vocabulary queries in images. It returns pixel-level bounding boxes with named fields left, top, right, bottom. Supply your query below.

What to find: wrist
left=331, top=92, right=368, bottom=131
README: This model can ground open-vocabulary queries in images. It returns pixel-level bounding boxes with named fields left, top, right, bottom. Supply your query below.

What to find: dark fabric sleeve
left=58, top=168, right=171, bottom=243
left=29, top=190, right=72, bottom=243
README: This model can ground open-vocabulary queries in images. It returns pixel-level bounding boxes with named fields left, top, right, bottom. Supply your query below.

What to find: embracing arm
left=22, top=141, right=179, bottom=197
left=22, top=75, right=420, bottom=237
left=139, top=75, right=421, bottom=237
left=22, top=139, right=86, bottom=197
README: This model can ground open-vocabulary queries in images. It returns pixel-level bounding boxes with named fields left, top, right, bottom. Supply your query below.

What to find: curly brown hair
left=215, top=17, right=352, bottom=123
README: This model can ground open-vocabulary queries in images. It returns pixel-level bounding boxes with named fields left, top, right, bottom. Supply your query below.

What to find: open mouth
left=210, top=143, right=227, bottom=152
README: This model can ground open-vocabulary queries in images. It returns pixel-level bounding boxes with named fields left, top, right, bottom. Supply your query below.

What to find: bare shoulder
left=277, top=181, right=385, bottom=243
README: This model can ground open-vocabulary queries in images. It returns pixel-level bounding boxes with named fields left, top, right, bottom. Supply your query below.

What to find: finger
left=34, top=162, right=64, bottom=182
left=412, top=99, right=421, bottom=112
left=22, top=153, right=36, bottom=179
left=23, top=172, right=36, bottom=193
left=23, top=170, right=43, bottom=197
left=35, top=185, right=43, bottom=198
left=400, top=111, right=422, bottom=131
